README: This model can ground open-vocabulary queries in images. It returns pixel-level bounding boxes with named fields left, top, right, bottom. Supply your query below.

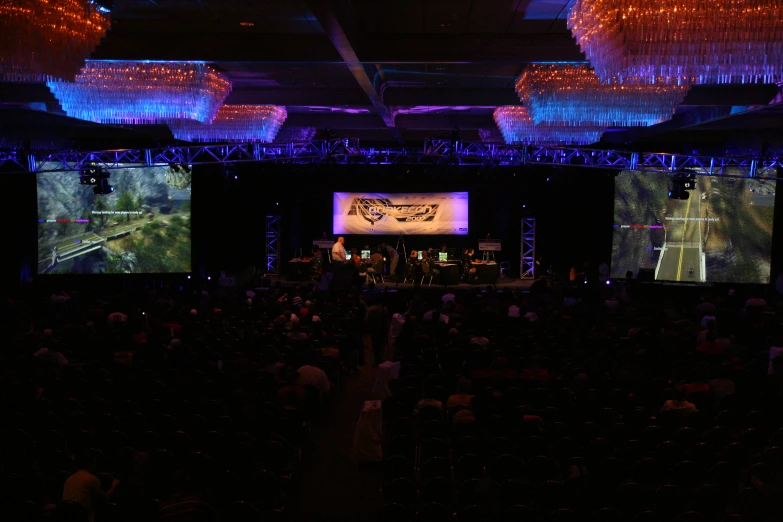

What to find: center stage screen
left=611, top=170, right=776, bottom=284
left=37, top=164, right=192, bottom=274
left=333, top=192, right=469, bottom=235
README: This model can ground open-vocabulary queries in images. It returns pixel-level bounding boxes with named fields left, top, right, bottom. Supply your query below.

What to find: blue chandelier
left=47, top=61, right=231, bottom=124
left=494, top=106, right=604, bottom=145
left=515, top=65, right=689, bottom=127
left=170, top=105, right=288, bottom=143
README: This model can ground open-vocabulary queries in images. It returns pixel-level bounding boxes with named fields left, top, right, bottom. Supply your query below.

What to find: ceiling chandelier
left=568, top=0, right=783, bottom=84
left=0, top=0, right=110, bottom=82
left=515, top=65, right=689, bottom=127
left=48, top=61, right=232, bottom=124
left=170, top=105, right=288, bottom=143
left=493, top=106, right=604, bottom=145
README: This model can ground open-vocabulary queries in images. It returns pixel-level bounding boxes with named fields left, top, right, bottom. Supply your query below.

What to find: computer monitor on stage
left=438, top=252, right=448, bottom=262
left=361, top=250, right=370, bottom=260
left=417, top=251, right=423, bottom=260
left=346, top=253, right=352, bottom=261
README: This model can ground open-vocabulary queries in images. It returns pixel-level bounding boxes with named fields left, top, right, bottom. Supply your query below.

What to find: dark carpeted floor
left=288, top=347, right=383, bottom=522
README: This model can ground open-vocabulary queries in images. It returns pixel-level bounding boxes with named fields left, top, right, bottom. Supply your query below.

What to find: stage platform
left=265, top=275, right=534, bottom=292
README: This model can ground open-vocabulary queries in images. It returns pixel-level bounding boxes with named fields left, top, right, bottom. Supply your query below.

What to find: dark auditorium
left=4, top=2, right=783, bottom=522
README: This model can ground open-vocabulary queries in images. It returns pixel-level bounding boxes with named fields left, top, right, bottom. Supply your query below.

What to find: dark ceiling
left=1, top=0, right=782, bottom=153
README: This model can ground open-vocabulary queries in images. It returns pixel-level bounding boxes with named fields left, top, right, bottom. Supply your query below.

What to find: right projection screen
left=611, top=170, right=776, bottom=284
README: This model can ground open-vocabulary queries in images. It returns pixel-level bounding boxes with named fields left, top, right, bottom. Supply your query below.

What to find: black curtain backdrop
left=200, top=163, right=619, bottom=278
left=1, top=167, right=36, bottom=291
left=11, top=163, right=782, bottom=284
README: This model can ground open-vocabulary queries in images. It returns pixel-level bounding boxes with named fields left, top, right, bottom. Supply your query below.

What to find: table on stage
left=472, top=261, right=499, bottom=285
left=287, top=258, right=312, bottom=281
left=434, top=263, right=460, bottom=286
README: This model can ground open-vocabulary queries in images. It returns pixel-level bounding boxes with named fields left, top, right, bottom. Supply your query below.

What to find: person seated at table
left=370, top=247, right=384, bottom=265
left=462, top=248, right=477, bottom=282
left=420, top=251, right=439, bottom=282
left=350, top=248, right=363, bottom=270
left=406, top=250, right=420, bottom=282
left=349, top=248, right=364, bottom=287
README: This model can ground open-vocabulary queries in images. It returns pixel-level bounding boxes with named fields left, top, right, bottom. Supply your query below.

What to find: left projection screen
left=37, top=164, right=192, bottom=274
left=333, top=192, right=469, bottom=235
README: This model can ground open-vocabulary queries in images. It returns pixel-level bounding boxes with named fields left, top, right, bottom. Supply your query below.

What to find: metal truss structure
left=265, top=216, right=281, bottom=276
left=1, top=139, right=782, bottom=178
left=521, top=218, right=536, bottom=279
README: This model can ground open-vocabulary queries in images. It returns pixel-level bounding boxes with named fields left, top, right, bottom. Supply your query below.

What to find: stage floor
left=266, top=275, right=533, bottom=292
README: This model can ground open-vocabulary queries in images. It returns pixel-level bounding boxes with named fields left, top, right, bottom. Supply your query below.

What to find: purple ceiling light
left=170, top=105, right=287, bottom=143
left=306, top=106, right=370, bottom=114
left=494, top=106, right=604, bottom=145
left=275, top=126, right=317, bottom=142
left=515, top=64, right=689, bottom=127
left=48, top=61, right=231, bottom=124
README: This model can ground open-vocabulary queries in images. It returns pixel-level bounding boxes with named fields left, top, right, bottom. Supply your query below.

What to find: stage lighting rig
left=668, top=170, right=697, bottom=200
left=80, top=163, right=109, bottom=186
left=80, top=164, right=114, bottom=195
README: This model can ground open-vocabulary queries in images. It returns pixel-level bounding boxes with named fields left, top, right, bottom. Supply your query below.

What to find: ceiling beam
left=356, top=33, right=585, bottom=63
left=383, top=88, right=520, bottom=107
left=92, top=31, right=583, bottom=64
left=682, top=84, right=780, bottom=106
left=304, top=0, right=402, bottom=142
left=92, top=33, right=344, bottom=62
left=225, top=87, right=370, bottom=106
left=284, top=112, right=388, bottom=129
left=394, top=113, right=495, bottom=130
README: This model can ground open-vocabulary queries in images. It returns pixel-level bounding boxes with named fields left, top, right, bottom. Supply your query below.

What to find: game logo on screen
left=37, top=164, right=192, bottom=274
left=611, top=170, right=776, bottom=284
left=333, top=192, right=469, bottom=235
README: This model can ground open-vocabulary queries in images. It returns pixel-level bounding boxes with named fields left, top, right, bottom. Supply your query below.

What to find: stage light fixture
left=80, top=165, right=109, bottom=185
left=668, top=171, right=698, bottom=200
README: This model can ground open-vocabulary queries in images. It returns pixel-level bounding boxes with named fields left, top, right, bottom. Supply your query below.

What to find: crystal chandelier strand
left=47, top=62, right=232, bottom=124
left=493, top=106, right=605, bottom=145
left=170, top=105, right=288, bottom=143
left=0, top=0, right=109, bottom=82
left=515, top=65, right=689, bottom=127
left=568, top=0, right=783, bottom=84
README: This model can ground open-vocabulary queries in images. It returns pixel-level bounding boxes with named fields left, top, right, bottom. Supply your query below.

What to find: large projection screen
left=333, top=192, right=469, bottom=235
left=37, top=164, right=192, bottom=274
left=611, top=170, right=776, bottom=284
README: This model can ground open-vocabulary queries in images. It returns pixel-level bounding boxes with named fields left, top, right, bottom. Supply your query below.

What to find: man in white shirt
left=332, top=237, right=347, bottom=263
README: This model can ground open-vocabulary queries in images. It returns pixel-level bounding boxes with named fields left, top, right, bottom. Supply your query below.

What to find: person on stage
left=462, top=248, right=476, bottom=282
left=331, top=237, right=347, bottom=289
left=349, top=247, right=363, bottom=287
left=381, top=241, right=399, bottom=280
left=406, top=250, right=419, bottom=283
left=331, top=237, right=347, bottom=263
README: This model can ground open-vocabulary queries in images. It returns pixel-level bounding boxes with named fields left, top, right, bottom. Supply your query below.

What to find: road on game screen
left=656, top=190, right=703, bottom=282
